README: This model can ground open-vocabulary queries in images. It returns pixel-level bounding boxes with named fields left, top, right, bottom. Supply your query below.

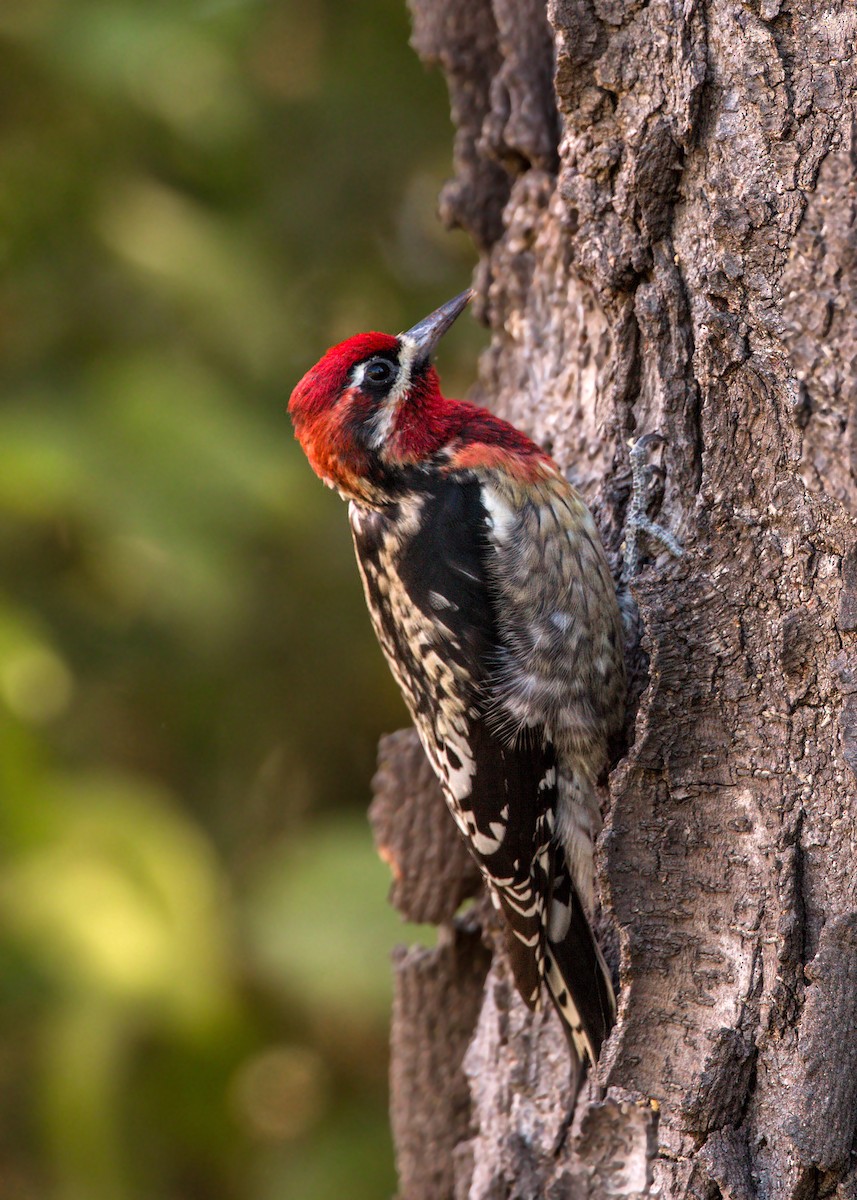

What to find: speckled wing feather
left=349, top=473, right=614, bottom=1057
left=480, top=472, right=626, bottom=911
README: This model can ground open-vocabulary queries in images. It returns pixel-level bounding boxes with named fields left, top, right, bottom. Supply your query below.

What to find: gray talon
left=624, top=435, right=683, bottom=574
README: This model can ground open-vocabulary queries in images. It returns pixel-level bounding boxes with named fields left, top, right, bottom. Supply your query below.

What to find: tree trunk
left=370, top=1, right=857, bottom=1195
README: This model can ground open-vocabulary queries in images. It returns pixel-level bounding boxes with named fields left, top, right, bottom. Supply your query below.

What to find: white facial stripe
left=386, top=336, right=418, bottom=407
left=364, top=336, right=420, bottom=449
left=350, top=361, right=367, bottom=388
left=368, top=400, right=397, bottom=448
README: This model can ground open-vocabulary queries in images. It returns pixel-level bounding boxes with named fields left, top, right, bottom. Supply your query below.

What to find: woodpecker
left=288, top=290, right=625, bottom=1063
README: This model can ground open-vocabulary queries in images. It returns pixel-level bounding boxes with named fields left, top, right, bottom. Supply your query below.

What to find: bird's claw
left=623, top=434, right=683, bottom=575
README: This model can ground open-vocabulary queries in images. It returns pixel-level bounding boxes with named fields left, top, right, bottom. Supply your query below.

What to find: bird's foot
left=623, top=433, right=683, bottom=575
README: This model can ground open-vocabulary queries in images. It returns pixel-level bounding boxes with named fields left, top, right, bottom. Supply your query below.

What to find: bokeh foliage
left=0, top=1, right=482, bottom=1196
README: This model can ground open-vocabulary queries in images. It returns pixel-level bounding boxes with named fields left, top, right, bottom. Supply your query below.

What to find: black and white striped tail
left=494, top=854, right=616, bottom=1064
left=544, top=866, right=616, bottom=1064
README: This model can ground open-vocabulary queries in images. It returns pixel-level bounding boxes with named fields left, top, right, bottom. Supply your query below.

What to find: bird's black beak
left=401, top=289, right=473, bottom=365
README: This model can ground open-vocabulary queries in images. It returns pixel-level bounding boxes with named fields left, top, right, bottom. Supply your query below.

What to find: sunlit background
left=0, top=2, right=484, bottom=1196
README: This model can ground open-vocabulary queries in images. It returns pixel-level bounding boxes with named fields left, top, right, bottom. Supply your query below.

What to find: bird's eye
left=364, top=358, right=396, bottom=386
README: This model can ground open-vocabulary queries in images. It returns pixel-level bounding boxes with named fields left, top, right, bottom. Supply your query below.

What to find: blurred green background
left=0, top=2, right=483, bottom=1196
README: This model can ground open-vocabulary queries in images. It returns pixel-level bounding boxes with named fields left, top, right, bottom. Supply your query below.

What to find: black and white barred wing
left=349, top=477, right=561, bottom=1007
left=350, top=475, right=614, bottom=1059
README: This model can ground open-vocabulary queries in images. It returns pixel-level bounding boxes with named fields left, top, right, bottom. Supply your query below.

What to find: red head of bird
left=288, top=290, right=551, bottom=504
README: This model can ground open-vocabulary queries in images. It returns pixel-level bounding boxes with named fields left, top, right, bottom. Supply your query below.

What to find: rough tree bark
left=369, top=1, right=857, bottom=1195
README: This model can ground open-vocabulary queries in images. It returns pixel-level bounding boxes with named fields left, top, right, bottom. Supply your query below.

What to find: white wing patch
left=547, top=893, right=572, bottom=942
left=470, top=824, right=504, bottom=857
left=429, top=590, right=457, bottom=611
left=480, top=484, right=517, bottom=540
left=545, top=950, right=592, bottom=1063
left=436, top=733, right=475, bottom=802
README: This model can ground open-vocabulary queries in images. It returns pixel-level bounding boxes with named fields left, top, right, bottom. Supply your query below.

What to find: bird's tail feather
left=544, top=866, right=616, bottom=1064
